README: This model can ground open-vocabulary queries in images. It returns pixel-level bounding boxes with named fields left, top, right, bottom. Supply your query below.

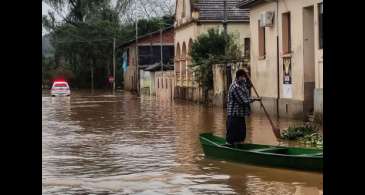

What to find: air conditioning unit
left=260, top=11, right=274, bottom=27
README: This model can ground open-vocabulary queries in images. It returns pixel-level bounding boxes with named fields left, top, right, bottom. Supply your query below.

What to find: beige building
left=174, top=0, right=251, bottom=102
left=238, top=0, right=323, bottom=119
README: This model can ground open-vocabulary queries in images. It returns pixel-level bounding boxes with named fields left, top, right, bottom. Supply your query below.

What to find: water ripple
left=42, top=90, right=322, bottom=194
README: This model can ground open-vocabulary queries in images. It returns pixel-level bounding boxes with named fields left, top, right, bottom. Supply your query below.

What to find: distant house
left=118, top=27, right=175, bottom=93
left=238, top=0, right=323, bottom=119
left=174, top=0, right=251, bottom=102
left=141, top=63, right=174, bottom=96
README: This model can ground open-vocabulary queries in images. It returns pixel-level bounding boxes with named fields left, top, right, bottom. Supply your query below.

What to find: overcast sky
left=42, top=0, right=175, bottom=35
left=42, top=2, right=51, bottom=35
left=42, top=2, right=62, bottom=35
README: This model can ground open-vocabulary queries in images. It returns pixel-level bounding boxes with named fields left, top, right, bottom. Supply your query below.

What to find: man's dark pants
left=226, top=116, right=246, bottom=145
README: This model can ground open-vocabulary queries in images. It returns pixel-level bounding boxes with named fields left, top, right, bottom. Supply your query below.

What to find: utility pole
left=133, top=0, right=140, bottom=96
left=113, top=37, right=116, bottom=93
left=136, top=19, right=140, bottom=96
left=223, top=0, right=231, bottom=108
left=160, top=27, right=163, bottom=76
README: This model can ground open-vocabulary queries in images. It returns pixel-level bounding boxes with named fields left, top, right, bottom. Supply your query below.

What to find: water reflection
left=42, top=90, right=322, bottom=194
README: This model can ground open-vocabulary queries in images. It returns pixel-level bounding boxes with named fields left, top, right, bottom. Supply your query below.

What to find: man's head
left=235, top=69, right=248, bottom=81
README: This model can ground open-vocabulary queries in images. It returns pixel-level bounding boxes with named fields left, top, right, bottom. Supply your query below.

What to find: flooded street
left=42, top=90, right=323, bottom=195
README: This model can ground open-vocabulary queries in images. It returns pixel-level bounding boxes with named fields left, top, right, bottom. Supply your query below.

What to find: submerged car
left=51, top=81, right=71, bottom=96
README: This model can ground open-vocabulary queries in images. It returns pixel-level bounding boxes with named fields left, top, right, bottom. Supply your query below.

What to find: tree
left=190, top=28, right=242, bottom=103
left=43, top=0, right=130, bottom=89
left=43, top=0, right=175, bottom=89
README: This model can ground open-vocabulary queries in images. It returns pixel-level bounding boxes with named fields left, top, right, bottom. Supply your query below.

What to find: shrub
left=281, top=122, right=318, bottom=139
left=281, top=122, right=323, bottom=147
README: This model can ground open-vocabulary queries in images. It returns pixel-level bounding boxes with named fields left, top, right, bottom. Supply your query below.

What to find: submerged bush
left=300, top=133, right=323, bottom=147
left=281, top=122, right=318, bottom=139
left=281, top=122, right=323, bottom=147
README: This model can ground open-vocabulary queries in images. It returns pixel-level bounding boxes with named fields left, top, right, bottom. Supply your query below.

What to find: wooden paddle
left=242, top=69, right=282, bottom=139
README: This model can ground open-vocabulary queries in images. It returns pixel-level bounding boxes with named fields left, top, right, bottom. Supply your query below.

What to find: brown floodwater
left=42, top=90, right=323, bottom=195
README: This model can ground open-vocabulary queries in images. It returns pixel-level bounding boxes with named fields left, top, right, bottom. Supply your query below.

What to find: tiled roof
left=237, top=0, right=265, bottom=9
left=118, top=26, right=174, bottom=48
left=193, top=0, right=249, bottom=22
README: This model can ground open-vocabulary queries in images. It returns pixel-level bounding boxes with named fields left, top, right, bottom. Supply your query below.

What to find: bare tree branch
left=138, top=0, right=151, bottom=18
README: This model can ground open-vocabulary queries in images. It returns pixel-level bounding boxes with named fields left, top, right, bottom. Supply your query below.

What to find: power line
left=53, top=38, right=122, bottom=44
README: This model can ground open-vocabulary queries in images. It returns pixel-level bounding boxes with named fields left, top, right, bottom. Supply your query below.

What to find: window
left=282, top=12, right=291, bottom=54
left=158, top=78, right=160, bottom=88
left=138, top=46, right=174, bottom=66
left=318, top=3, right=323, bottom=49
left=244, top=38, right=250, bottom=58
left=258, top=21, right=266, bottom=58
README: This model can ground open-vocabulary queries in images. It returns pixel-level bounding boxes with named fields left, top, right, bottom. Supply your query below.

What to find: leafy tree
left=42, top=0, right=174, bottom=89
left=189, top=28, right=242, bottom=102
left=43, top=0, right=130, bottom=89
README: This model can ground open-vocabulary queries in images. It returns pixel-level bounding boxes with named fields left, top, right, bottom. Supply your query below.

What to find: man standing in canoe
left=226, top=69, right=261, bottom=146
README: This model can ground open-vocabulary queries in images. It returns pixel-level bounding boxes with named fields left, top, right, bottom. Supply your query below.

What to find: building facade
left=119, top=27, right=175, bottom=93
left=238, top=0, right=323, bottom=119
left=174, top=0, right=251, bottom=102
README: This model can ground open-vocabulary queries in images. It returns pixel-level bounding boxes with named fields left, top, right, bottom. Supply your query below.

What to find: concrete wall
left=124, top=65, right=137, bottom=91
left=314, top=88, right=322, bottom=112
left=212, top=62, right=250, bottom=107
left=155, top=71, right=175, bottom=100
left=248, top=0, right=323, bottom=118
left=175, top=86, right=204, bottom=102
left=212, top=64, right=227, bottom=106
left=140, top=70, right=156, bottom=95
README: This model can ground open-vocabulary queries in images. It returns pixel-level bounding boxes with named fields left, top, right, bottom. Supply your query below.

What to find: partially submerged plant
left=300, top=133, right=323, bottom=147
left=281, top=122, right=322, bottom=147
left=281, top=122, right=319, bottom=140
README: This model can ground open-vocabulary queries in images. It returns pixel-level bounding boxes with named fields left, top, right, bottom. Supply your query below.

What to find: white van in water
left=51, top=81, right=71, bottom=96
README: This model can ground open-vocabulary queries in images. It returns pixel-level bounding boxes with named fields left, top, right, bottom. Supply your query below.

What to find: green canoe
left=199, top=133, right=323, bottom=172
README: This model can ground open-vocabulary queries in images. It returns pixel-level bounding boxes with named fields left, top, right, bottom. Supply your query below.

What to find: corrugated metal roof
left=193, top=0, right=250, bottom=22
left=144, top=63, right=174, bottom=71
